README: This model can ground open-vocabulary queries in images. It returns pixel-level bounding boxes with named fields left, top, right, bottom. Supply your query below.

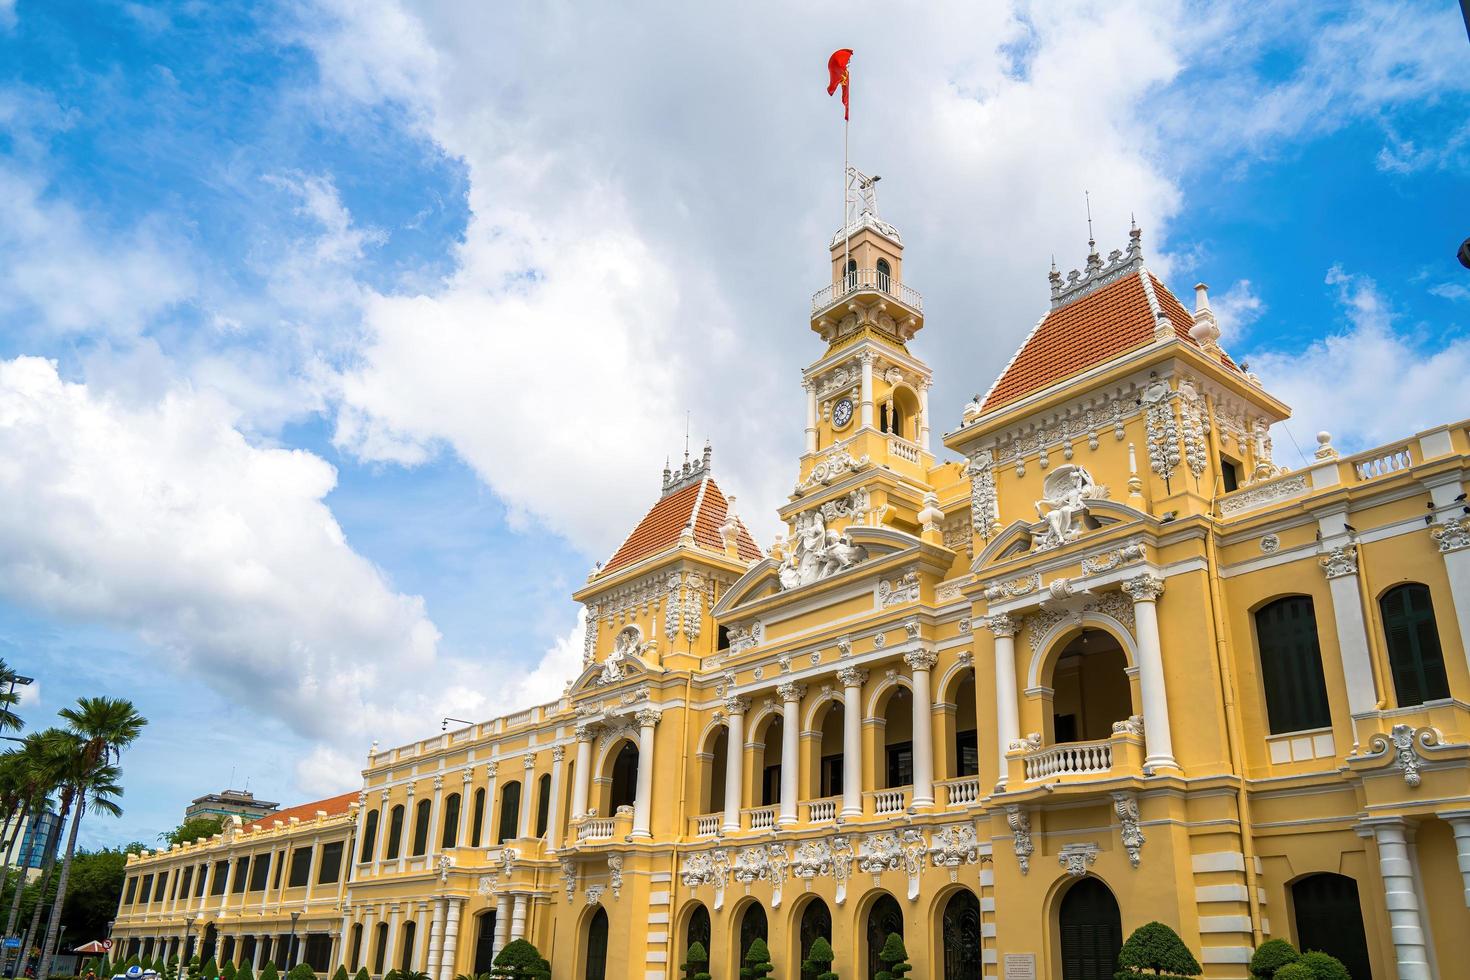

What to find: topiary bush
left=681, top=942, right=710, bottom=980
left=286, top=965, right=317, bottom=980
left=258, top=962, right=279, bottom=980
left=490, top=939, right=550, bottom=980
left=1250, top=940, right=1299, bottom=979
left=235, top=964, right=253, bottom=980
left=875, top=934, right=910, bottom=980
left=199, top=958, right=220, bottom=980
left=221, top=961, right=237, bottom=980
left=739, top=938, right=773, bottom=980
left=1297, top=952, right=1350, bottom=980
left=353, top=970, right=370, bottom=980
left=802, top=937, right=838, bottom=980
left=330, top=966, right=349, bottom=980
left=1273, top=965, right=1314, bottom=980
left=1115, top=921, right=1202, bottom=978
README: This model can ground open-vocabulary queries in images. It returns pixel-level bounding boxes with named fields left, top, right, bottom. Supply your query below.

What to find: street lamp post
left=180, top=917, right=197, bottom=980
left=285, top=913, right=301, bottom=972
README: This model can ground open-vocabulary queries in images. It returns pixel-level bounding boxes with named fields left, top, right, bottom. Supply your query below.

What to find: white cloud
left=0, top=0, right=14, bottom=31
left=1211, top=280, right=1266, bottom=338
left=1430, top=282, right=1470, bottom=303
left=1249, top=266, right=1470, bottom=452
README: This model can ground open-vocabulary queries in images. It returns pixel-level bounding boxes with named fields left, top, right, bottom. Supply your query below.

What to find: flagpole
left=842, top=68, right=850, bottom=288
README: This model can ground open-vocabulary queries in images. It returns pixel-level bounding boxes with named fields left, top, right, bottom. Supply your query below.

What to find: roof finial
left=684, top=411, right=691, bottom=464
left=1085, top=190, right=1095, bottom=250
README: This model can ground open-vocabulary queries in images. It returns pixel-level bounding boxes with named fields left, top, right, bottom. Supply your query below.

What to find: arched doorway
left=941, top=889, right=983, bottom=980
left=881, top=688, right=914, bottom=789
left=609, top=741, right=639, bottom=813
left=739, top=901, right=768, bottom=964
left=798, top=897, right=832, bottom=980
left=472, top=910, right=498, bottom=975
left=685, top=903, right=711, bottom=957
left=1290, top=873, right=1371, bottom=980
left=1058, top=877, right=1122, bottom=980
left=757, top=713, right=784, bottom=807
left=865, top=893, right=904, bottom=980
left=704, top=728, right=728, bottom=814
left=817, top=701, right=845, bottom=799
left=1049, top=629, right=1131, bottom=744
left=584, top=907, right=609, bottom=980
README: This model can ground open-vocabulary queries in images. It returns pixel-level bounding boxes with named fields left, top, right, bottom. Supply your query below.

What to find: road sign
left=103, top=940, right=113, bottom=951
left=3, top=938, right=18, bottom=949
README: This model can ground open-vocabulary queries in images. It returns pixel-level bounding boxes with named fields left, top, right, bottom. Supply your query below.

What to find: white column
left=382, top=905, right=401, bottom=976
left=631, top=708, right=660, bottom=840
left=1122, top=575, right=1179, bottom=770
left=509, top=894, right=529, bottom=942
left=375, top=790, right=390, bottom=870
left=457, top=771, right=473, bottom=849
left=919, top=383, right=931, bottom=452
left=493, top=894, right=512, bottom=950
left=1426, top=478, right=1470, bottom=677
left=427, top=775, right=444, bottom=858
left=1360, top=819, right=1431, bottom=980
left=352, top=793, right=369, bottom=866
left=399, top=785, right=414, bottom=873
left=425, top=897, right=446, bottom=980
left=517, top=754, right=535, bottom=839
left=859, top=352, right=874, bottom=428
left=438, top=898, right=464, bottom=980
left=986, top=615, right=1021, bottom=789
left=837, top=667, right=868, bottom=816
left=304, top=838, right=320, bottom=902
left=1317, top=533, right=1378, bottom=715
left=722, top=697, right=749, bottom=832
left=480, top=763, right=499, bottom=848
left=1442, top=811, right=1470, bottom=907
left=546, top=746, right=567, bottom=850
left=253, top=935, right=265, bottom=970
left=904, top=648, right=938, bottom=807
left=776, top=683, right=805, bottom=826
left=414, top=903, right=431, bottom=971
left=804, top=380, right=818, bottom=454
left=571, top=726, right=595, bottom=820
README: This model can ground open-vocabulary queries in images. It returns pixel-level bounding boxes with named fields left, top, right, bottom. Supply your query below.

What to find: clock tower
left=786, top=170, right=947, bottom=541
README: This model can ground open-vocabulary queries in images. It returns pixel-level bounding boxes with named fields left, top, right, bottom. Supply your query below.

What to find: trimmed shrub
left=490, top=939, right=550, bottom=980
left=1297, top=952, right=1350, bottom=980
left=199, top=958, right=220, bottom=980
left=1273, top=966, right=1314, bottom=980
left=802, top=937, right=838, bottom=980
left=1250, top=940, right=1300, bottom=979
left=286, top=965, right=318, bottom=980
left=353, top=970, right=370, bottom=980
left=739, top=938, right=773, bottom=980
left=221, top=961, right=237, bottom=980
left=330, top=966, right=349, bottom=980
left=1115, top=921, right=1202, bottom=978
left=681, top=942, right=711, bottom=980
left=235, top=964, right=253, bottom=980
left=258, top=962, right=279, bottom=980
left=875, top=934, right=910, bottom=980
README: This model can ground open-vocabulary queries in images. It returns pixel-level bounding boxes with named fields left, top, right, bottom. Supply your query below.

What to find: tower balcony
left=811, top=269, right=924, bottom=318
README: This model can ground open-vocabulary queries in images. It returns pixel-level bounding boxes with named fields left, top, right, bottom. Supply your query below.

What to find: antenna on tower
left=1085, top=190, right=1095, bottom=249
left=684, top=412, right=691, bottom=463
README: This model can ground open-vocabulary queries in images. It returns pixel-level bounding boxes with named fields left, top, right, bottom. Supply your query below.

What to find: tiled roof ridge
left=242, top=790, right=356, bottom=831
left=686, top=474, right=711, bottom=539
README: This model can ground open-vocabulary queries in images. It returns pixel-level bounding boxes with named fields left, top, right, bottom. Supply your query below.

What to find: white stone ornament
left=929, top=823, right=980, bottom=882
left=1432, top=517, right=1470, bottom=553
left=1059, top=842, right=1100, bottom=877
left=1111, top=792, right=1145, bottom=868
left=1032, top=466, right=1107, bottom=551
left=780, top=509, right=869, bottom=591
left=1006, top=805, right=1033, bottom=875
left=1368, top=724, right=1442, bottom=789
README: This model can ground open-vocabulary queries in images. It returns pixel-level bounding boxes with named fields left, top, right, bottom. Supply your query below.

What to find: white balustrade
left=578, top=817, right=615, bottom=842
left=937, top=776, right=980, bottom=807
left=1023, top=739, right=1113, bottom=781
left=865, top=787, right=910, bottom=816
left=692, top=814, right=721, bottom=838
left=887, top=437, right=921, bottom=464
left=1353, top=444, right=1414, bottom=481
left=745, top=806, right=778, bottom=832
left=504, top=707, right=537, bottom=728
left=803, top=798, right=839, bottom=824
left=811, top=269, right=924, bottom=314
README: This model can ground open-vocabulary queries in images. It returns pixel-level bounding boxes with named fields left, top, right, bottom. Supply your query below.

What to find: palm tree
left=13, top=730, right=79, bottom=977
left=0, top=732, right=69, bottom=956
left=0, top=658, right=24, bottom=736
left=36, top=697, right=146, bottom=980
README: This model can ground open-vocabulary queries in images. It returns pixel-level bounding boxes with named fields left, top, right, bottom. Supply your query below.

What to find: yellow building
left=113, top=180, right=1470, bottom=980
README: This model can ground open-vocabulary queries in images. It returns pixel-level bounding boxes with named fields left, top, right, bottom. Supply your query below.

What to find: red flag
left=827, top=49, right=852, bottom=120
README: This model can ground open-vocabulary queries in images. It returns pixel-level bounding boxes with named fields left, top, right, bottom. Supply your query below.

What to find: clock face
left=832, top=397, right=854, bottom=428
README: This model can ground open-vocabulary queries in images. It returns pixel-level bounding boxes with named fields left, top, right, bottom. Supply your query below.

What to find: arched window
left=411, top=797, right=432, bottom=856
left=399, top=919, right=416, bottom=972
left=1256, top=596, right=1332, bottom=734
left=371, top=923, right=388, bottom=975
left=798, top=899, right=832, bottom=980
left=705, top=727, right=728, bottom=814
left=497, top=781, right=521, bottom=843
left=739, top=902, right=768, bottom=964
left=360, top=809, right=379, bottom=863
left=442, top=792, right=461, bottom=849
left=941, top=890, right=982, bottom=980
left=1050, top=628, right=1131, bottom=744
left=1290, top=873, right=1370, bottom=980
left=1381, top=583, right=1450, bottom=706
left=845, top=258, right=857, bottom=280
left=685, top=904, right=710, bottom=960
left=1058, top=877, right=1122, bottom=980
left=876, top=258, right=892, bottom=290
left=584, top=907, right=609, bottom=980
left=472, top=910, right=498, bottom=975
left=953, top=674, right=979, bottom=778
left=470, top=788, right=486, bottom=848
left=609, top=741, right=639, bottom=813
left=385, top=804, right=405, bottom=860
left=865, top=894, right=903, bottom=980
left=882, top=687, right=914, bottom=788
left=348, top=923, right=363, bottom=972
left=535, top=773, right=552, bottom=838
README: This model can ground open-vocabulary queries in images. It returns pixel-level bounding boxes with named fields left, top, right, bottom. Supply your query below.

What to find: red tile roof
left=243, top=791, right=356, bottom=831
left=602, top=477, right=762, bottom=575
left=982, top=270, right=1223, bottom=412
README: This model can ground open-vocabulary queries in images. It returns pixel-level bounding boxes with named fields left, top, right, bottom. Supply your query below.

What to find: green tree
left=739, top=938, right=773, bottom=980
left=237, top=962, right=255, bottom=980
left=489, top=939, right=549, bottom=980
left=352, top=969, right=369, bottom=980
left=160, top=817, right=225, bottom=849
left=680, top=942, right=710, bottom=980
left=1273, top=966, right=1314, bottom=980
left=329, top=967, right=348, bottom=980
left=286, top=965, right=317, bottom=980
left=258, top=961, right=278, bottom=980
left=801, top=937, right=838, bottom=980
left=1250, top=940, right=1299, bottom=979
left=1116, top=921, right=1202, bottom=978
left=875, top=934, right=910, bottom=980
left=59, top=848, right=130, bottom=944
left=1296, top=952, right=1350, bottom=980
left=199, top=957, right=220, bottom=980
left=164, top=957, right=180, bottom=980
left=221, top=960, right=238, bottom=980
left=15, top=730, right=79, bottom=978
left=38, top=697, right=148, bottom=980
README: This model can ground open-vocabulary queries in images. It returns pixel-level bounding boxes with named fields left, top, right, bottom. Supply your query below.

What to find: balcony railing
left=811, top=270, right=924, bottom=315
left=691, top=814, right=721, bottom=838
left=1023, top=739, right=1114, bottom=781
left=803, top=797, right=840, bottom=824
left=865, top=787, right=910, bottom=816
left=745, top=805, right=778, bottom=831
left=887, top=436, right=921, bottom=464
left=577, top=817, right=615, bottom=842
left=1352, top=442, right=1414, bottom=480
left=936, top=776, right=981, bottom=807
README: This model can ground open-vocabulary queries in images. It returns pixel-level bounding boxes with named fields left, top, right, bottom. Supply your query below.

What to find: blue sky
left=0, top=0, right=1465, bottom=848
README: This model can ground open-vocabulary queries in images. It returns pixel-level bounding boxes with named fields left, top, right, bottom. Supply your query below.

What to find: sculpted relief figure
left=1034, top=465, right=1106, bottom=551
left=779, top=510, right=869, bottom=591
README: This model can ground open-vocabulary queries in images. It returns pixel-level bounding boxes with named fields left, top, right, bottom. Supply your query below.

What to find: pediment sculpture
left=779, top=509, right=869, bottom=591
left=599, top=625, right=652, bottom=684
left=1033, top=465, right=1108, bottom=551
